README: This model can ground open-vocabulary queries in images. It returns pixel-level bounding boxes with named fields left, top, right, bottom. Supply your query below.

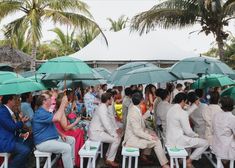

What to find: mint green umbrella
left=0, top=71, right=22, bottom=84
left=0, top=78, right=46, bottom=95
left=170, top=56, right=235, bottom=78
left=94, top=67, right=111, bottom=80
left=108, top=62, right=155, bottom=83
left=191, top=74, right=235, bottom=89
left=37, top=56, right=93, bottom=77
left=221, top=86, right=235, bottom=101
left=113, top=66, right=177, bottom=86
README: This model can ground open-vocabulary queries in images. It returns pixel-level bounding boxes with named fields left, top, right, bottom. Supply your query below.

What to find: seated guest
left=0, top=95, right=30, bottom=168
left=33, top=93, right=75, bottom=168
left=166, top=93, right=209, bottom=168
left=21, top=92, right=34, bottom=128
left=88, top=93, right=122, bottom=167
left=202, top=91, right=221, bottom=145
left=123, top=92, right=170, bottom=168
left=212, top=96, right=235, bottom=160
left=55, top=94, right=85, bottom=167
left=189, top=91, right=208, bottom=138
left=156, top=89, right=172, bottom=142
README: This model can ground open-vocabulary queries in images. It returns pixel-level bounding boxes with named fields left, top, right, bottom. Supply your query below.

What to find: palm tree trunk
left=31, top=42, right=37, bottom=71
left=216, top=34, right=225, bottom=62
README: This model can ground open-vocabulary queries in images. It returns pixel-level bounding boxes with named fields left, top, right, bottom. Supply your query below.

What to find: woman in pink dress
left=55, top=94, right=84, bottom=167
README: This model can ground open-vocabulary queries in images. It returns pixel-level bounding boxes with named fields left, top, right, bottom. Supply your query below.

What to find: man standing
left=0, top=95, right=30, bottom=168
left=88, top=92, right=121, bottom=167
left=123, top=92, right=170, bottom=168
left=33, top=93, right=75, bottom=168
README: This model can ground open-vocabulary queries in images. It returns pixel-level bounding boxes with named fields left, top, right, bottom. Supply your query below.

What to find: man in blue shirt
left=32, top=93, right=75, bottom=168
left=0, top=95, right=30, bottom=168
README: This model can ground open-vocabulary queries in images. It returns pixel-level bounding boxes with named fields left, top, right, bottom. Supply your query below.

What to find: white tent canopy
left=70, top=28, right=202, bottom=62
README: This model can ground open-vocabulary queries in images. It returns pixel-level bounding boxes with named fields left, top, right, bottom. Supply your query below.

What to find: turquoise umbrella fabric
left=0, top=77, right=46, bottom=95
left=191, top=74, right=235, bottom=89
left=0, top=71, right=22, bottom=84
left=113, top=66, right=177, bottom=86
left=170, top=56, right=235, bottom=78
left=94, top=67, right=111, bottom=80
left=108, top=62, right=155, bottom=83
left=221, top=86, right=235, bottom=100
left=37, top=56, right=96, bottom=82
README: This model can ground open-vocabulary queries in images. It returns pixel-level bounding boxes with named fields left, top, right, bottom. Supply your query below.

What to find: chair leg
left=36, top=157, right=40, bottom=168
left=80, top=157, right=83, bottom=168
left=122, top=156, right=126, bottom=168
left=134, top=156, right=138, bottom=168
left=217, top=158, right=222, bottom=168
left=4, top=155, right=8, bottom=168
left=170, top=157, right=174, bottom=168
left=183, top=157, right=186, bottom=168
left=128, top=157, right=132, bottom=168
left=100, top=143, right=103, bottom=158
left=230, top=160, right=234, bottom=168
left=48, top=156, right=51, bottom=168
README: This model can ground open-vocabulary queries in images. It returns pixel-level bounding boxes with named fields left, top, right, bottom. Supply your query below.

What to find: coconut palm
left=131, top=0, right=235, bottom=61
left=0, top=0, right=106, bottom=70
left=107, top=15, right=128, bottom=32
left=50, top=27, right=77, bottom=55
left=75, top=24, right=101, bottom=49
left=0, top=25, right=31, bottom=53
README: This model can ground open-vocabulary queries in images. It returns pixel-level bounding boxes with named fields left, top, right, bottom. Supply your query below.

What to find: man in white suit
left=166, top=93, right=209, bottom=168
left=88, top=92, right=121, bottom=167
left=123, top=92, right=170, bottom=168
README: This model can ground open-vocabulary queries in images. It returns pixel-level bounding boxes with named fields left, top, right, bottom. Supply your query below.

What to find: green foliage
left=107, top=15, right=129, bottom=32
left=131, top=0, right=235, bottom=61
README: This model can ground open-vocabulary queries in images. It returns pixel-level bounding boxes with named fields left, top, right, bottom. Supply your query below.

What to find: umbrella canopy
left=42, top=68, right=104, bottom=80
left=27, top=74, right=57, bottom=89
left=0, top=77, right=46, bottom=95
left=170, top=72, right=199, bottom=80
left=170, top=56, right=235, bottom=78
left=191, top=74, right=235, bottom=89
left=113, top=66, right=177, bottom=86
left=221, top=86, right=235, bottom=100
left=94, top=67, right=111, bottom=80
left=0, top=71, right=22, bottom=84
left=108, top=62, right=155, bottom=83
left=37, top=56, right=93, bottom=77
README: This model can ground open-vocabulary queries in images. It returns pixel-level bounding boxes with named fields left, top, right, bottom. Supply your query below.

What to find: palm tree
left=50, top=27, right=76, bottom=55
left=0, top=0, right=106, bottom=70
left=75, top=24, right=101, bottom=49
left=0, top=25, right=31, bottom=53
left=107, top=15, right=128, bottom=32
left=131, top=0, right=235, bottom=61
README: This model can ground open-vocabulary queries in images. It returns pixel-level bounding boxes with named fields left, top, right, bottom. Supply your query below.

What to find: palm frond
left=40, top=0, right=92, bottom=17
left=131, top=0, right=199, bottom=34
left=223, top=0, right=235, bottom=16
left=0, top=0, right=22, bottom=21
left=44, top=10, right=108, bottom=46
left=50, top=27, right=67, bottom=45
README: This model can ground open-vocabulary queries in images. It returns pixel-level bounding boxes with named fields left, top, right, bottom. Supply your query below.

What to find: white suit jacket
left=166, top=104, right=199, bottom=148
left=123, top=104, right=156, bottom=149
left=156, top=100, right=172, bottom=139
left=88, top=103, right=117, bottom=138
left=202, top=104, right=222, bottom=145
left=190, top=103, right=208, bottom=138
left=212, top=111, right=235, bottom=160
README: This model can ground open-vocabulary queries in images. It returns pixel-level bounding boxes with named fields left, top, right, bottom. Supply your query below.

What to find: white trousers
left=188, top=138, right=209, bottom=160
left=36, top=136, right=75, bottom=168
left=89, top=131, right=121, bottom=161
